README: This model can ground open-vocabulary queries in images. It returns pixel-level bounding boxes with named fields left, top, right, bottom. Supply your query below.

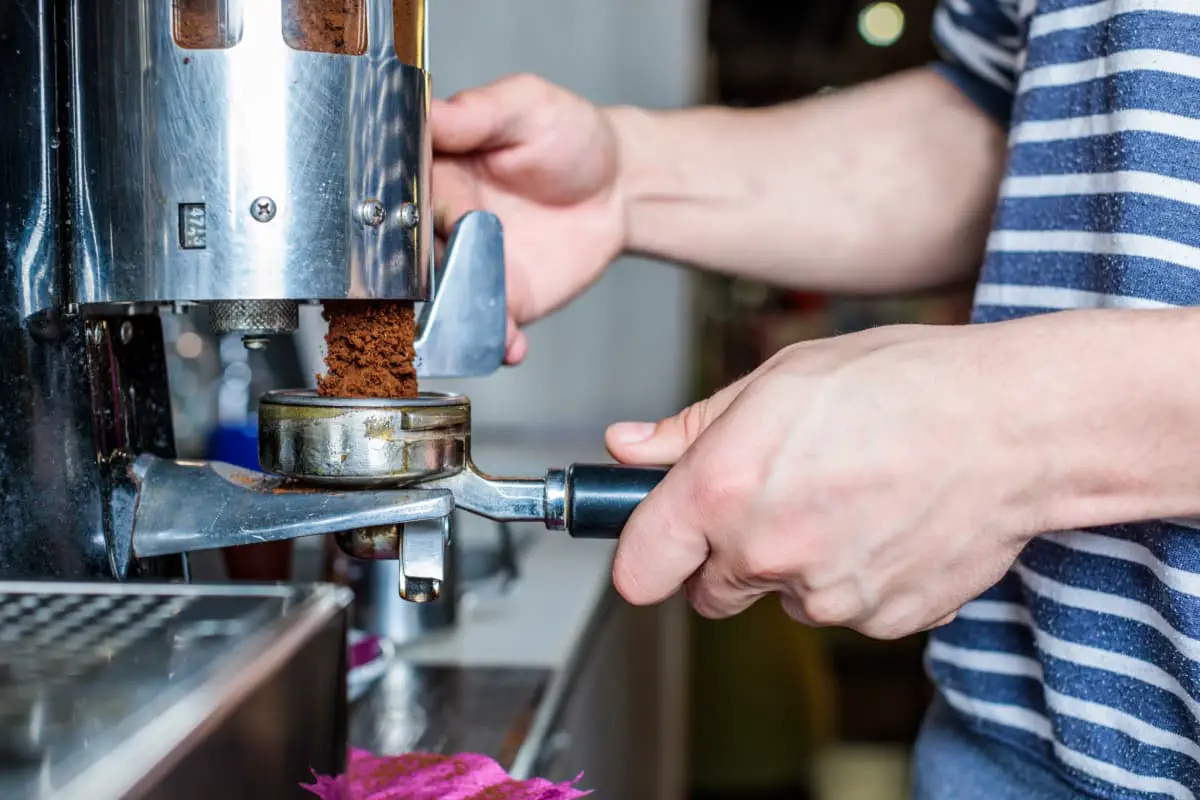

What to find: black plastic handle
left=565, top=464, right=667, bottom=539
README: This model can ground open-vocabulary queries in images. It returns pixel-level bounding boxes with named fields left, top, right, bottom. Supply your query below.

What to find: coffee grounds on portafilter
left=317, top=301, right=419, bottom=398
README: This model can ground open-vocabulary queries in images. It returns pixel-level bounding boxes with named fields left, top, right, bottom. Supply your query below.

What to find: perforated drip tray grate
left=0, top=581, right=347, bottom=800
left=0, top=591, right=195, bottom=685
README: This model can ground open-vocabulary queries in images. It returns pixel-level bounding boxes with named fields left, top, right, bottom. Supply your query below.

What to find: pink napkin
left=303, top=748, right=591, bottom=799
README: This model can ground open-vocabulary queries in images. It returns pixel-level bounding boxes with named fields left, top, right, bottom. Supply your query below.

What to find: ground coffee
left=175, top=0, right=235, bottom=49
left=318, top=301, right=419, bottom=398
left=283, top=0, right=367, bottom=55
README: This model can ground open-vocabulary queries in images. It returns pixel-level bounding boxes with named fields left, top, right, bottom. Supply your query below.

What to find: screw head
left=358, top=200, right=387, bottom=227
left=399, top=203, right=420, bottom=228
left=250, top=196, right=277, bottom=223
left=119, top=321, right=134, bottom=344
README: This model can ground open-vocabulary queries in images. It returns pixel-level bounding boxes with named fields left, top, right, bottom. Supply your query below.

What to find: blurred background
left=166, top=1, right=975, bottom=797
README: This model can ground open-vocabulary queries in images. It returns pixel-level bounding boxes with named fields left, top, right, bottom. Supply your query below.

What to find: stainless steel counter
left=348, top=587, right=618, bottom=780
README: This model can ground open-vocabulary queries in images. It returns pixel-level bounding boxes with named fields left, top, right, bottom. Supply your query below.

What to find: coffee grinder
left=0, top=0, right=664, bottom=597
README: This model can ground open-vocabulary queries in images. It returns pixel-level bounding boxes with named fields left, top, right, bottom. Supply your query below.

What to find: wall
left=300, top=0, right=706, bottom=431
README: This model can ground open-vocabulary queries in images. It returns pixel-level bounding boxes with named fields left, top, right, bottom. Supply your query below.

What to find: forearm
left=607, top=67, right=1008, bottom=295
left=992, top=308, right=1200, bottom=531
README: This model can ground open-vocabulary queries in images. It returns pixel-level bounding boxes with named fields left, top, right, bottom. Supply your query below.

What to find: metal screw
left=242, top=336, right=269, bottom=351
left=399, top=203, right=419, bottom=228
left=119, top=321, right=134, bottom=344
left=358, top=200, right=386, bottom=227
left=250, top=196, right=277, bottom=223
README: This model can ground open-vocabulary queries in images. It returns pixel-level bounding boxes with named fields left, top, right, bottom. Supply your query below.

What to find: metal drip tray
left=0, top=582, right=351, bottom=800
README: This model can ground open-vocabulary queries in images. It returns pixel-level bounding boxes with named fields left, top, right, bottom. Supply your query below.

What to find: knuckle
left=802, top=589, right=863, bottom=628
left=737, top=538, right=788, bottom=584
left=685, top=581, right=725, bottom=620
left=857, top=618, right=909, bottom=641
left=855, top=601, right=919, bottom=641
left=690, top=459, right=756, bottom=520
left=509, top=72, right=544, bottom=92
left=676, top=401, right=709, bottom=445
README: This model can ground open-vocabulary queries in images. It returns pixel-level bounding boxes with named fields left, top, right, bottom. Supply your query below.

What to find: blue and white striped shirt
left=927, top=1, right=1200, bottom=797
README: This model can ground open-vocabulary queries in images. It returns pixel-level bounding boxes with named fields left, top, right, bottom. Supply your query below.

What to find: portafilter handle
left=544, top=464, right=667, bottom=539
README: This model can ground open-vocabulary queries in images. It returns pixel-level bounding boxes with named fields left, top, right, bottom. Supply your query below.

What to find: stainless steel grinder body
left=69, top=0, right=432, bottom=332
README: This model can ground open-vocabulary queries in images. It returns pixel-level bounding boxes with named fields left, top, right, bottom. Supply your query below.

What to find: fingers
left=685, top=561, right=765, bottom=619
left=505, top=317, right=528, bottom=365
left=431, top=159, right=480, bottom=240
left=431, top=74, right=548, bottom=155
left=611, top=424, right=726, bottom=605
left=611, top=471, right=710, bottom=606
left=606, top=372, right=757, bottom=465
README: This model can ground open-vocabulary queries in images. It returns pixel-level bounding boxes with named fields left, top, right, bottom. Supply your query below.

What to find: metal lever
left=129, top=455, right=454, bottom=558
left=426, top=462, right=667, bottom=539
left=414, top=211, right=507, bottom=378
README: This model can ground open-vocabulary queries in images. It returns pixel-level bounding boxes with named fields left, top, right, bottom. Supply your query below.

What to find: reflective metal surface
left=349, top=663, right=552, bottom=767
left=208, top=300, right=300, bottom=337
left=258, top=390, right=469, bottom=486
left=0, top=582, right=351, bottom=800
left=1, top=0, right=59, bottom=321
left=397, top=515, right=450, bottom=602
left=425, top=468, right=547, bottom=523
left=346, top=519, right=457, bottom=641
left=129, top=455, right=454, bottom=558
left=415, top=211, right=508, bottom=378
left=66, top=0, right=432, bottom=309
left=0, top=2, right=93, bottom=580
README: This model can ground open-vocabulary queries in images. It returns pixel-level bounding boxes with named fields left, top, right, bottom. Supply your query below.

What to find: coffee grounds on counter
left=317, top=301, right=419, bottom=399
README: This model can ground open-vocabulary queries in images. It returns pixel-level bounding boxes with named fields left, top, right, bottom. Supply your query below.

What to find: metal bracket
left=414, top=211, right=507, bottom=378
left=129, top=455, right=454, bottom=558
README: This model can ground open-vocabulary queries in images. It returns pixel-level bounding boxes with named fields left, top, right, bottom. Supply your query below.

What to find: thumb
left=606, top=375, right=754, bottom=465
left=431, top=75, right=544, bottom=154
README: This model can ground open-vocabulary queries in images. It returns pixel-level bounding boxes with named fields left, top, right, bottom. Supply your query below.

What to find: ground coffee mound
left=318, top=301, right=419, bottom=398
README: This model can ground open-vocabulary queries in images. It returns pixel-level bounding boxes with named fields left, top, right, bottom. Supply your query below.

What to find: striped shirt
left=927, top=1, right=1200, bottom=797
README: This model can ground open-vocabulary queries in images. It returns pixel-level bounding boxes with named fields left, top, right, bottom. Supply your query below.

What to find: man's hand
left=432, top=69, right=1007, bottom=366
left=605, top=323, right=1043, bottom=640
left=432, top=75, right=627, bottom=365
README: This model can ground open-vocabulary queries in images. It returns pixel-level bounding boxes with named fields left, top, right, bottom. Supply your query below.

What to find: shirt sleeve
left=929, top=0, right=1024, bottom=128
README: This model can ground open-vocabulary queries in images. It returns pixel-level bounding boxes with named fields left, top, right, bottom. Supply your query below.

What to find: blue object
left=206, top=423, right=260, bottom=471
left=911, top=696, right=1078, bottom=799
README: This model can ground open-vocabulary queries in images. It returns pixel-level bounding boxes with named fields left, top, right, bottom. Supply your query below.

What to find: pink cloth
left=303, top=748, right=591, bottom=799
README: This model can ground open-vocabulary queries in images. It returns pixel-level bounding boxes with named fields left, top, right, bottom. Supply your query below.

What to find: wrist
left=603, top=105, right=669, bottom=255
left=994, top=309, right=1200, bottom=533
